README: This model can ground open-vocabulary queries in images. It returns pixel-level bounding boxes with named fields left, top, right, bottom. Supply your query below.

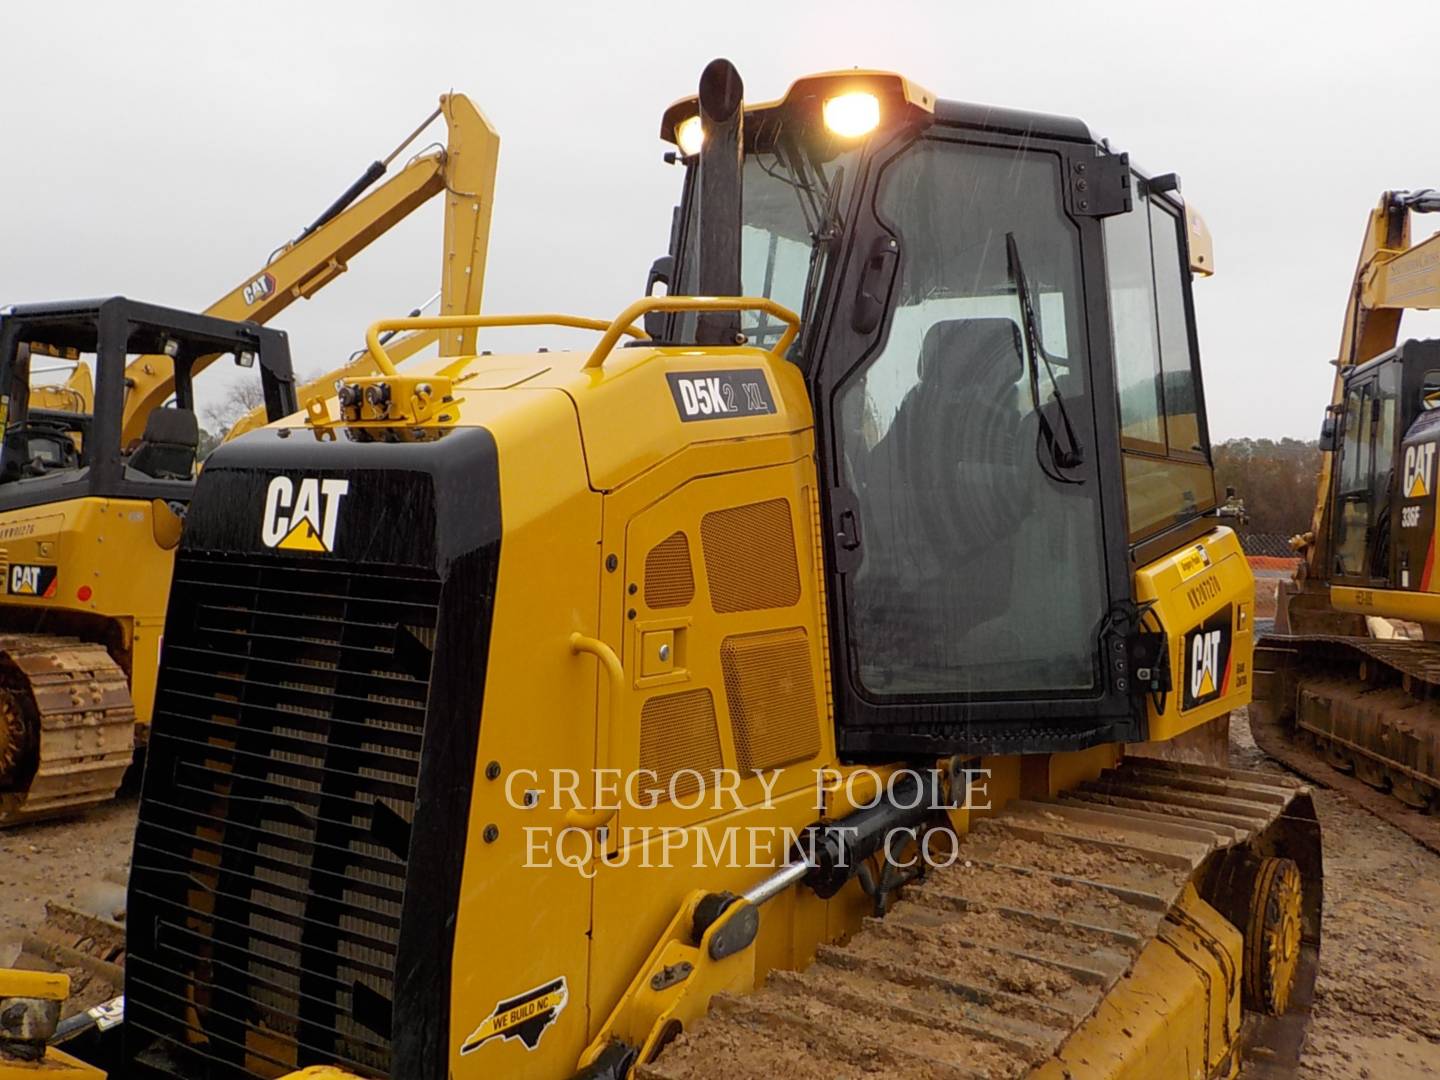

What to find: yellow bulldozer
left=0, top=93, right=499, bottom=825
left=1, top=61, right=1322, bottom=1080
left=1253, top=188, right=1440, bottom=840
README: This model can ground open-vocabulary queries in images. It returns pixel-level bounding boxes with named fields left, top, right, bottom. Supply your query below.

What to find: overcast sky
left=2, top=1, right=1436, bottom=440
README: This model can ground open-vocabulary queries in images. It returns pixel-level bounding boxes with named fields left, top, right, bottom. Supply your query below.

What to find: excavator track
left=1253, top=633, right=1440, bottom=856
left=642, top=760, right=1321, bottom=1080
left=0, top=634, right=135, bottom=826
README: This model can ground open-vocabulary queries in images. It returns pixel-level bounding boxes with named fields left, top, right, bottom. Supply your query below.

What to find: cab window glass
left=1421, top=370, right=1440, bottom=411
left=1104, top=203, right=1164, bottom=447
left=1339, top=382, right=1371, bottom=492
left=1335, top=378, right=1377, bottom=576
left=1151, top=202, right=1201, bottom=454
left=1104, top=187, right=1214, bottom=540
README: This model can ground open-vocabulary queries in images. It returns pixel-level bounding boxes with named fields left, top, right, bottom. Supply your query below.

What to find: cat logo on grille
left=260, top=476, right=349, bottom=553
left=460, top=976, right=568, bottom=1054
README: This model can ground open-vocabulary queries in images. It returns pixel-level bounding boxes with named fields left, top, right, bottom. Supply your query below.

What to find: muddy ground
left=2, top=716, right=1438, bottom=1077
left=0, top=794, right=135, bottom=959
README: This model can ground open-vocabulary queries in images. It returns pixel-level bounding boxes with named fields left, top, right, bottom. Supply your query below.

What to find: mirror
left=1319, top=407, right=1340, bottom=452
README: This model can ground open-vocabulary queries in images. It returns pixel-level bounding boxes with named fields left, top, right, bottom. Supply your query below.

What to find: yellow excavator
left=2, top=62, right=1321, bottom=1080
left=1253, top=188, right=1440, bottom=839
left=0, top=93, right=499, bottom=825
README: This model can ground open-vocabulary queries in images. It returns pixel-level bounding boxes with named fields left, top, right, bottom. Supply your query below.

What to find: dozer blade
left=8, top=898, right=125, bottom=1021
left=640, top=760, right=1320, bottom=1080
left=1254, top=634, right=1440, bottom=854
left=0, top=635, right=135, bottom=826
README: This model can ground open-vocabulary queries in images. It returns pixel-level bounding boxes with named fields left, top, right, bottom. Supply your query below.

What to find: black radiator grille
left=127, top=552, right=442, bottom=1079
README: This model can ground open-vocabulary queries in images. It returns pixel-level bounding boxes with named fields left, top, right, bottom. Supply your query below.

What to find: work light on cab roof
left=661, top=69, right=936, bottom=158
left=821, top=90, right=881, bottom=137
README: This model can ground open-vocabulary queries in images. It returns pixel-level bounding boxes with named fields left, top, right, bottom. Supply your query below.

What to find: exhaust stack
left=695, top=58, right=744, bottom=345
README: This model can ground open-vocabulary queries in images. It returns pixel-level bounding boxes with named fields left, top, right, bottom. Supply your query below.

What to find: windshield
left=676, top=134, right=857, bottom=354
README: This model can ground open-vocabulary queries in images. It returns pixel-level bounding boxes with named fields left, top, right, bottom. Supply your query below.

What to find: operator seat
left=852, top=318, right=1034, bottom=677
left=862, top=317, right=1030, bottom=563
left=128, top=407, right=199, bottom=481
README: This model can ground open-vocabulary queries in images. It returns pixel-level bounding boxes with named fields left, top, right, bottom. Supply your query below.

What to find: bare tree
left=200, top=379, right=267, bottom=441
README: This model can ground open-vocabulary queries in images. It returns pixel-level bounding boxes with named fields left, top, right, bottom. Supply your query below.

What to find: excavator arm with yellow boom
left=121, top=91, right=499, bottom=446
left=26, top=93, right=498, bottom=444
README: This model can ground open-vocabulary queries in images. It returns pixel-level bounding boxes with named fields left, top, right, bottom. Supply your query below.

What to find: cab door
left=1333, top=363, right=1398, bottom=582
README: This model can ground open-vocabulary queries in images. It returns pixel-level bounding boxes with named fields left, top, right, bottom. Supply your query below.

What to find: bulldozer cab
left=656, top=72, right=1219, bottom=756
left=0, top=299, right=297, bottom=512
left=1325, top=338, right=1440, bottom=588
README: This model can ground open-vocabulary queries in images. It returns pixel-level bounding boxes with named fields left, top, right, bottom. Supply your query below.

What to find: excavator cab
left=0, top=299, right=296, bottom=504
left=1323, top=338, right=1440, bottom=589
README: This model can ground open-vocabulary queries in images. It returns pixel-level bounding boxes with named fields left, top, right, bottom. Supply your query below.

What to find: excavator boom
left=119, top=92, right=499, bottom=446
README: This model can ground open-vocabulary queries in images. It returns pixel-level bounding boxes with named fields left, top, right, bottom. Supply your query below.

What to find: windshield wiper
left=794, top=162, right=845, bottom=348
left=1005, top=232, right=1085, bottom=484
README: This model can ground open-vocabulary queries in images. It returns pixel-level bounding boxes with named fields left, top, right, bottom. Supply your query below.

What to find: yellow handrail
left=583, top=295, right=801, bottom=370
left=363, top=313, right=649, bottom=376
left=566, top=632, right=625, bottom=830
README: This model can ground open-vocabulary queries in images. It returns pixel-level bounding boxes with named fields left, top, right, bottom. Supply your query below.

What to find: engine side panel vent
left=644, top=531, right=696, bottom=608
left=701, top=499, right=801, bottom=614
left=639, top=689, right=723, bottom=801
left=720, top=628, right=820, bottom=772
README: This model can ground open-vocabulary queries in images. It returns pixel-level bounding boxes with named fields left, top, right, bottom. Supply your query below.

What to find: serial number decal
left=1185, top=573, right=1223, bottom=611
left=666, top=370, right=776, bottom=422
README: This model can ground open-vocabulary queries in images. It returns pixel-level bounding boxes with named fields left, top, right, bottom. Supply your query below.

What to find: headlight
left=823, top=91, right=881, bottom=138
left=675, top=115, right=704, bottom=156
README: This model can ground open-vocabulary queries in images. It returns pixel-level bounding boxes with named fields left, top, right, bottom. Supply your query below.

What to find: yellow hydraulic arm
left=1303, top=188, right=1440, bottom=577
left=119, top=92, right=500, bottom=446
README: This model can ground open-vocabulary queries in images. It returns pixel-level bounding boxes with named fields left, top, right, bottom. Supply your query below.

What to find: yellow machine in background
left=0, top=94, right=499, bottom=825
left=3, top=62, right=1321, bottom=1080
left=1255, top=189, right=1440, bottom=818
